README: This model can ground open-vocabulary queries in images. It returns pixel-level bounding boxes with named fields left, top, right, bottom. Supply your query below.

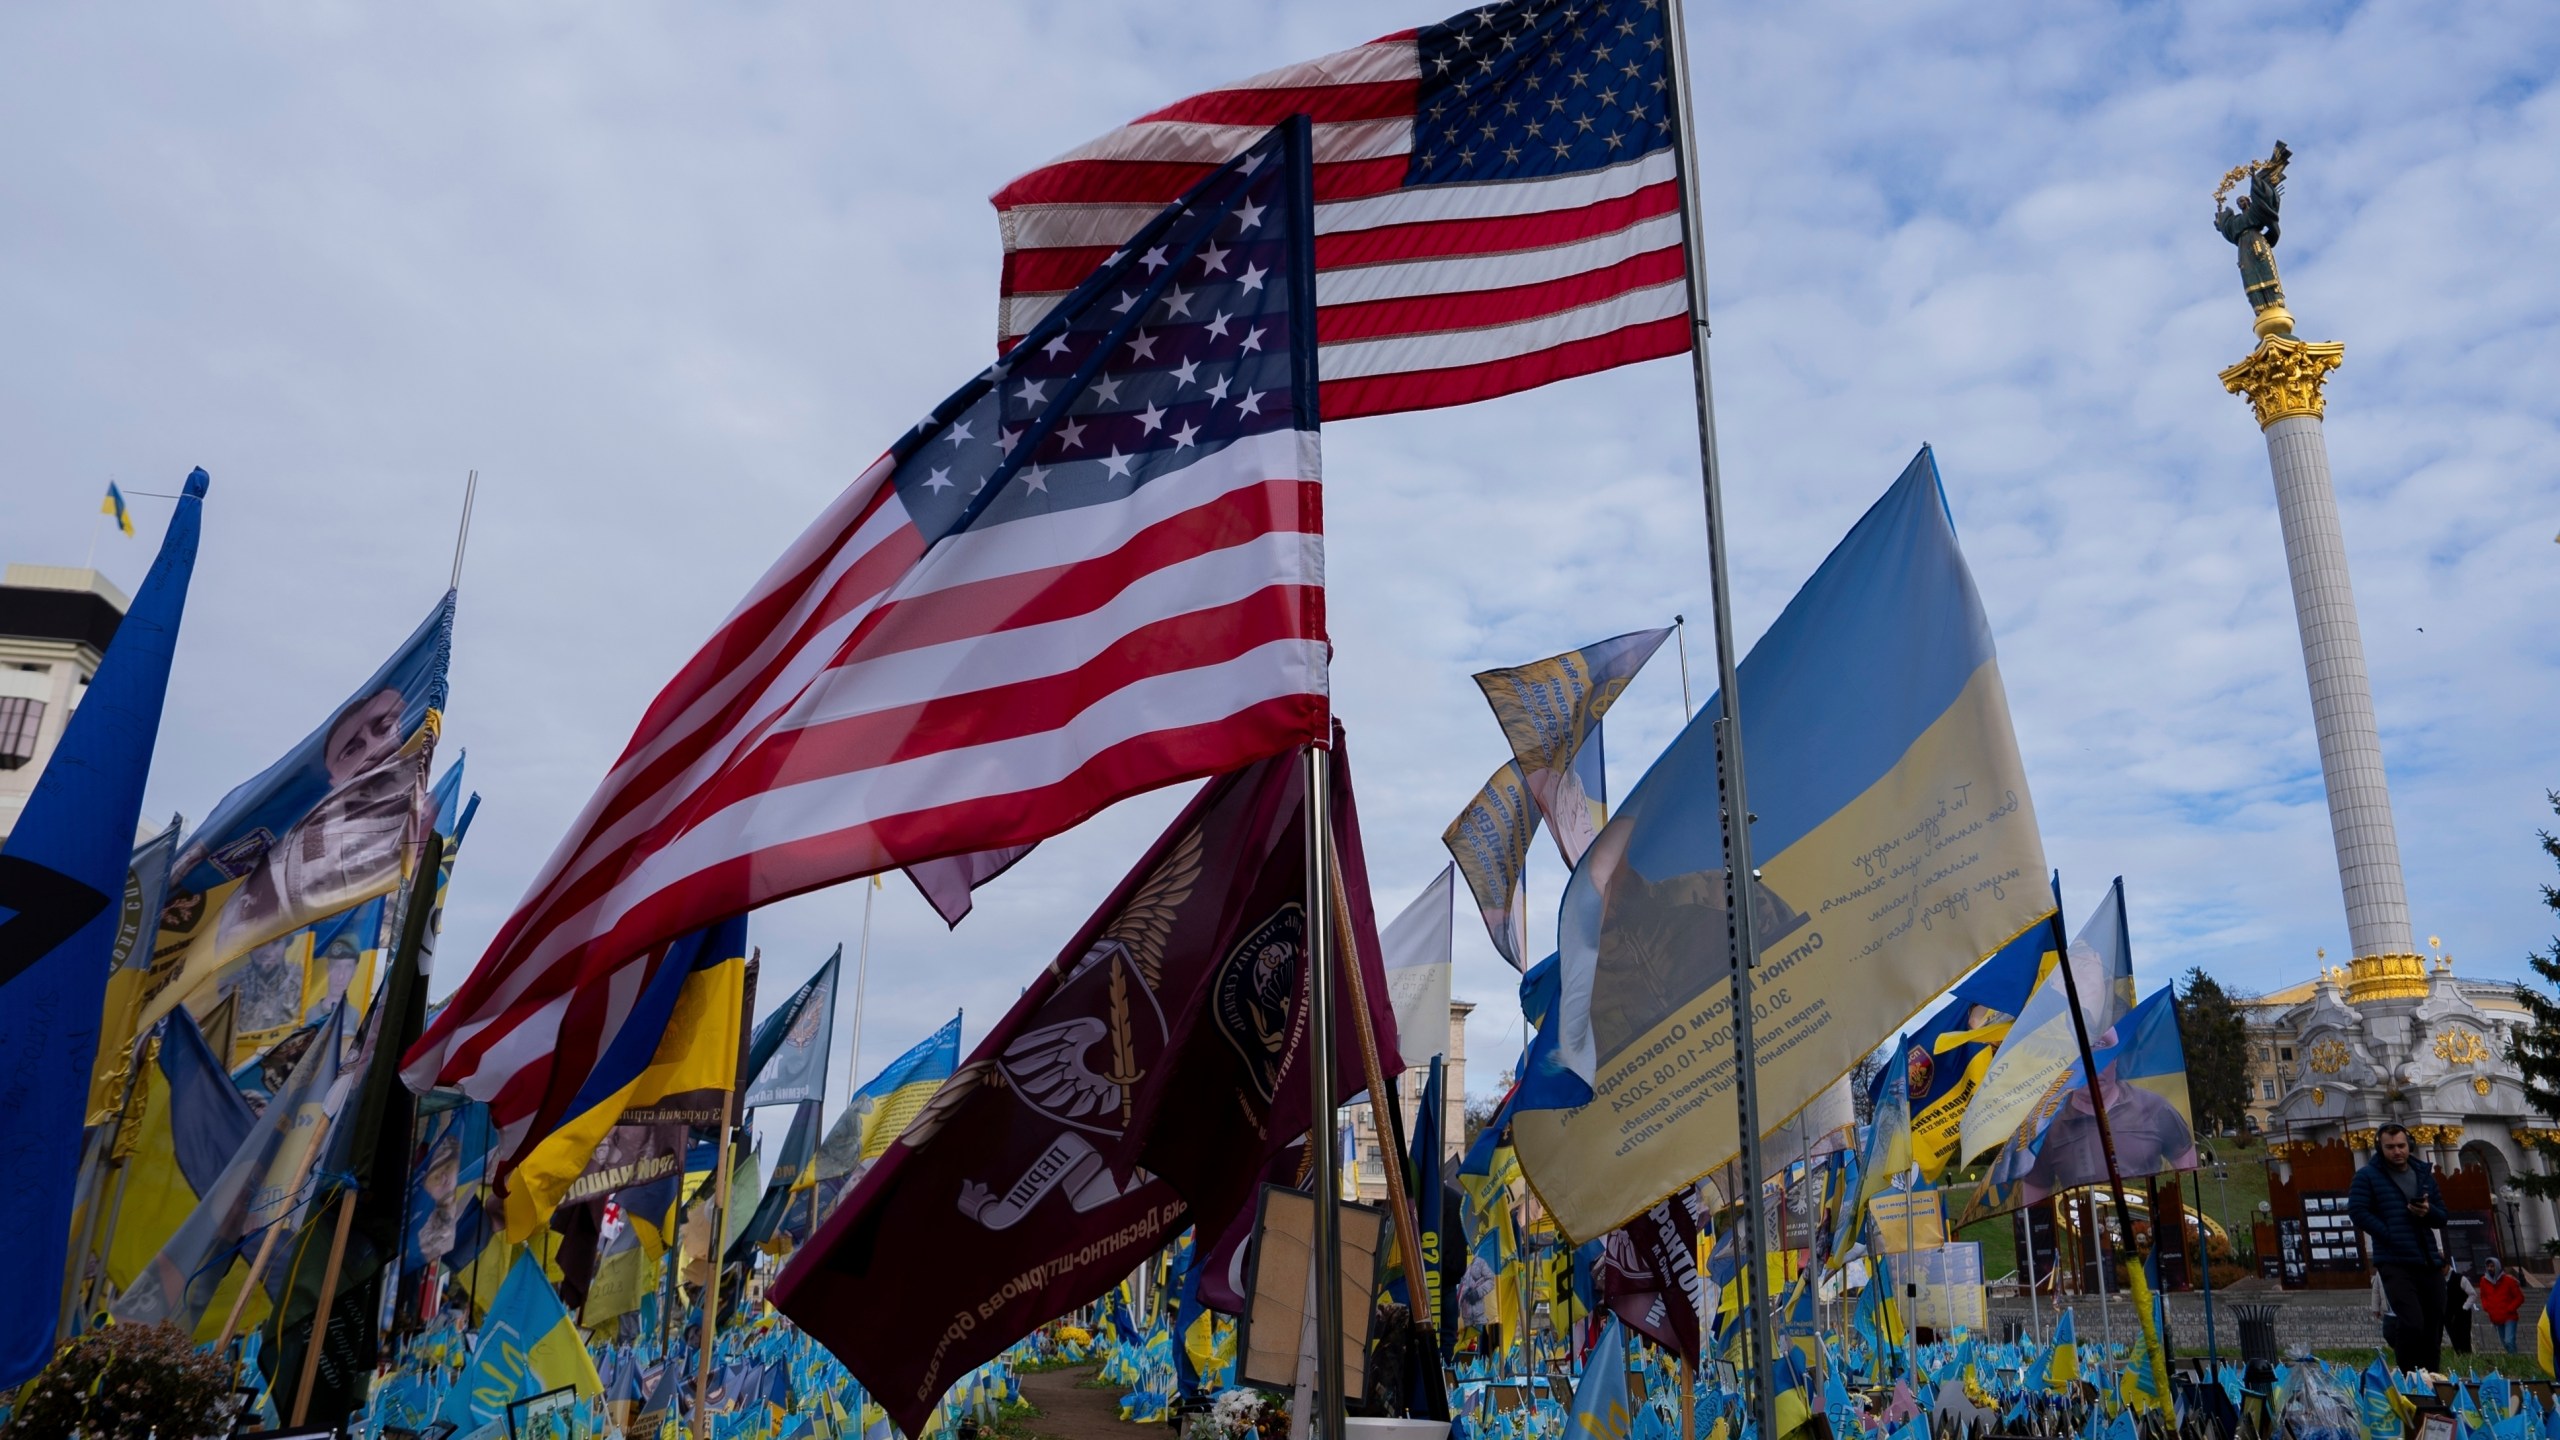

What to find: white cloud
left=3, top=0, right=2553, bottom=1123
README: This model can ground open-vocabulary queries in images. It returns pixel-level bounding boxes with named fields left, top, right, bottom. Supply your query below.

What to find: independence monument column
left=2214, top=141, right=2423, bottom=1002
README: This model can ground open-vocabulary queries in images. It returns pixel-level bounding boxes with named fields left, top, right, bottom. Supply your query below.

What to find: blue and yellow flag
left=139, top=592, right=455, bottom=1037
left=1879, top=923, right=2046, bottom=1181
left=1961, top=877, right=2136, bottom=1164
left=2042, top=1308, right=2078, bottom=1390
left=103, top=481, right=134, bottom=536
left=1443, top=759, right=1538, bottom=970
left=1397, top=1055, right=1449, bottom=1334
left=2538, top=1278, right=2560, bottom=1376
left=504, top=915, right=750, bottom=1240
left=814, top=1012, right=961, bottom=1192
left=437, top=1246, right=602, bottom=1432
left=1472, top=626, right=1671, bottom=868
left=1850, top=1042, right=1916, bottom=1251
left=1567, top=1314, right=1635, bottom=1440
left=1966, top=985, right=2199, bottom=1221
left=1521, top=449, right=2053, bottom=1238
left=99, top=1006, right=257, bottom=1296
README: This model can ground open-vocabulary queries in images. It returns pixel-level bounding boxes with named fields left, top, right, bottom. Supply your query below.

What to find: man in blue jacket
left=2349, top=1122, right=2451, bottom=1373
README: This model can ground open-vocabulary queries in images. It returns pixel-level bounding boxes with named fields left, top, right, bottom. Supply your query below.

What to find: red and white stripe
left=994, top=32, right=1690, bottom=420
left=404, top=427, right=1328, bottom=1161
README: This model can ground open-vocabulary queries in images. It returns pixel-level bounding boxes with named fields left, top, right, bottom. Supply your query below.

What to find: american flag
left=403, top=124, right=1329, bottom=1163
left=994, top=0, right=1687, bottom=421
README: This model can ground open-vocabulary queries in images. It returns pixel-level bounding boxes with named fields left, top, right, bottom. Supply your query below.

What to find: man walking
left=2349, top=1123, right=2451, bottom=1373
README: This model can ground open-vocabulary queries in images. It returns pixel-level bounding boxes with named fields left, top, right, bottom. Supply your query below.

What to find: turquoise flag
left=0, top=467, right=205, bottom=1382
left=1567, top=1314, right=1634, bottom=1440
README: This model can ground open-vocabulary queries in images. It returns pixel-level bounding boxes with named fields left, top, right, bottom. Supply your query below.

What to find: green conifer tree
left=2510, top=793, right=2560, bottom=1200
left=2175, top=968, right=2253, bottom=1137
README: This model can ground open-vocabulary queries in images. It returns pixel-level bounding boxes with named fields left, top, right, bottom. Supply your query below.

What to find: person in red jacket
left=2475, top=1257, right=2527, bottom=1353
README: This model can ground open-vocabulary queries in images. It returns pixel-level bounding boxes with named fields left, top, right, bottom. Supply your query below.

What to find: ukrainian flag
left=1887, top=925, right=2045, bottom=1180
left=814, top=1013, right=961, bottom=1188
left=98, top=1008, right=255, bottom=1295
left=2042, top=1308, right=2078, bottom=1390
left=1522, top=448, right=2056, bottom=1238
left=2538, top=1277, right=2560, bottom=1376
left=437, top=1247, right=601, bottom=1432
left=102, top=481, right=134, bottom=536
left=503, top=915, right=749, bottom=1240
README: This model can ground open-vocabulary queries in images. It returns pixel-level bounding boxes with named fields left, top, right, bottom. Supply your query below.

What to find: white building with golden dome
left=2240, top=943, right=2560, bottom=1256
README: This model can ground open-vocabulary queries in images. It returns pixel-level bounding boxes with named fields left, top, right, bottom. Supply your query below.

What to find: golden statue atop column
left=2213, top=143, right=2427, bottom=1010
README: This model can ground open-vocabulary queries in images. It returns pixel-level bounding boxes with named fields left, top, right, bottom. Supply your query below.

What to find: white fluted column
left=2224, top=334, right=2419, bottom=979
left=2262, top=412, right=2413, bottom=960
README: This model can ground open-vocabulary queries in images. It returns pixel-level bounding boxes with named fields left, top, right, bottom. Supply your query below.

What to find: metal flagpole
left=1305, top=745, right=1345, bottom=1440
left=2022, top=1200, right=2044, bottom=1344
left=1658, top=1, right=1778, bottom=1431
left=846, top=881, right=876, bottom=1108
left=2193, top=1167, right=2219, bottom=1371
left=1672, top=616, right=1694, bottom=720
left=449, top=470, right=479, bottom=591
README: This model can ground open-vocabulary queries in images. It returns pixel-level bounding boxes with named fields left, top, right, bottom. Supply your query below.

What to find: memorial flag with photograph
left=1880, top=924, right=2044, bottom=1182
left=1959, top=985, right=2198, bottom=1221
left=136, top=593, right=451, bottom=1037
left=1515, top=449, right=2053, bottom=1241
left=1958, top=877, right=2134, bottom=1165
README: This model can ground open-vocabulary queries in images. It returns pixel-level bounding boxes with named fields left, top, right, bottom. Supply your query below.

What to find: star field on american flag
left=893, top=136, right=1304, bottom=547
left=996, top=0, right=1691, bottom=421
left=1409, top=0, right=1672, bottom=186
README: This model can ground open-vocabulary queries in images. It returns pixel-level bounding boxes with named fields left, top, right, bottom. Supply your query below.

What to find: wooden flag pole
left=695, top=1085, right=737, bottom=1434
left=1324, top=829, right=1433, bottom=1341
left=289, top=1189, right=360, bottom=1426
left=696, top=946, right=755, bottom=1433
left=214, top=1114, right=335, bottom=1352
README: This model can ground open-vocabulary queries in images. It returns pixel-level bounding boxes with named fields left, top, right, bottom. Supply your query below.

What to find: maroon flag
left=1592, top=1188, right=1704, bottom=1361
left=771, top=735, right=1398, bottom=1431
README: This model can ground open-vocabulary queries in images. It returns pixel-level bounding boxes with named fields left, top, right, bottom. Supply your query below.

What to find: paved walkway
left=1019, top=1364, right=1156, bottom=1440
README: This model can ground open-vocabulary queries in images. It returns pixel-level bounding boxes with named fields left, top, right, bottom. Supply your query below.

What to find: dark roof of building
left=0, top=583, right=123, bottom=654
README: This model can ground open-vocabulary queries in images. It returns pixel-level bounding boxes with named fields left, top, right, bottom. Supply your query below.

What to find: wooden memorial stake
left=288, top=1189, right=360, bottom=1426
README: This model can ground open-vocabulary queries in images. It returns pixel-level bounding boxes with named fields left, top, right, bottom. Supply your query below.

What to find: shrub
left=2, top=1323, right=238, bottom=1440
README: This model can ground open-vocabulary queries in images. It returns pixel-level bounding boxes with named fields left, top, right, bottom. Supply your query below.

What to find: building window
left=0, top=696, right=44, bottom=770
left=2262, top=1078, right=2278, bottom=1100
left=2279, top=1046, right=2294, bottom=1063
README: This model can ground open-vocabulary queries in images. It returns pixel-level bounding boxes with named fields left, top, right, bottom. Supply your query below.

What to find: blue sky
left=3, top=0, right=2555, bottom=1110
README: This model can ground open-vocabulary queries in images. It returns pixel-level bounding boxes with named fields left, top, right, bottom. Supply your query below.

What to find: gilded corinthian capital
left=2221, top=335, right=2346, bottom=429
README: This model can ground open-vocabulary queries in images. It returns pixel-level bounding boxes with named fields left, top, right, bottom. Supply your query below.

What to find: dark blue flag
left=0, top=467, right=206, bottom=1384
